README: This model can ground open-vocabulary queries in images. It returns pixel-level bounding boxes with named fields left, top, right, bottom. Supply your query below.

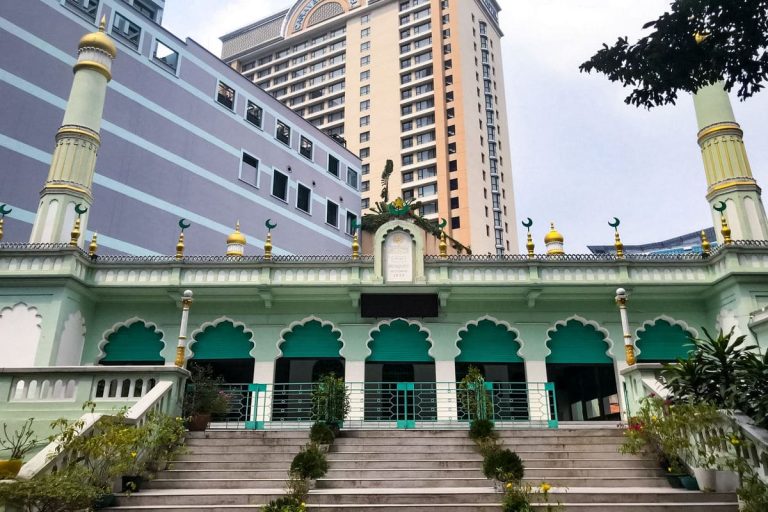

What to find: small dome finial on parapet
left=544, top=222, right=564, bottom=255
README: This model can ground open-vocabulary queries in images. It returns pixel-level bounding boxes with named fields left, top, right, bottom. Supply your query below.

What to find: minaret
left=693, top=83, right=768, bottom=242
left=29, top=17, right=116, bottom=246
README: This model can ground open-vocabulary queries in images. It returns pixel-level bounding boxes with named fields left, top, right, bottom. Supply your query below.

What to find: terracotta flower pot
left=0, top=459, right=22, bottom=479
left=188, top=413, right=211, bottom=431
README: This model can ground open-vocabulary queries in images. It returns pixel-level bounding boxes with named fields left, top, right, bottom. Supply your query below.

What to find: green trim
left=101, top=321, right=164, bottom=363
left=546, top=320, right=612, bottom=364
left=280, top=320, right=342, bottom=358
left=191, top=321, right=254, bottom=360
left=456, top=320, right=523, bottom=363
left=367, top=319, right=433, bottom=362
left=637, top=320, right=694, bottom=361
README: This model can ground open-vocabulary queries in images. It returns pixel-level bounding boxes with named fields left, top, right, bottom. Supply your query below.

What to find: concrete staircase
left=106, top=428, right=738, bottom=511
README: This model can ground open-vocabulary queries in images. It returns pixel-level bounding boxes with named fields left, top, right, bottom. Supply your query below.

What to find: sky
left=163, top=0, right=768, bottom=253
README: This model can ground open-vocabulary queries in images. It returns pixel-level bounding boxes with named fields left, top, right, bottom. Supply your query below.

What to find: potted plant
left=0, top=418, right=37, bottom=479
left=183, top=364, right=230, bottom=431
left=311, top=373, right=349, bottom=432
left=142, top=413, right=187, bottom=473
left=309, top=422, right=335, bottom=453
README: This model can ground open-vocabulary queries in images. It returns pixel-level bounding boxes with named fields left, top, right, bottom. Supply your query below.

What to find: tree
left=580, top=0, right=768, bottom=108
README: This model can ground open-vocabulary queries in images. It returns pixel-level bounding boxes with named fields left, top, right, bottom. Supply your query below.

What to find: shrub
left=290, top=444, right=328, bottom=480
left=0, top=418, right=37, bottom=461
left=0, top=465, right=106, bottom=512
left=311, top=373, right=349, bottom=427
left=483, top=448, right=525, bottom=483
left=476, top=436, right=502, bottom=458
left=183, top=364, right=230, bottom=416
left=458, top=366, right=493, bottom=420
left=502, top=483, right=533, bottom=512
left=262, top=496, right=306, bottom=512
left=309, top=422, right=335, bottom=445
left=469, top=418, right=495, bottom=441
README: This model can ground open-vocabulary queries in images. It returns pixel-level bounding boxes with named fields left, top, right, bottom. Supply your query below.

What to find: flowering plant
left=184, top=364, right=230, bottom=416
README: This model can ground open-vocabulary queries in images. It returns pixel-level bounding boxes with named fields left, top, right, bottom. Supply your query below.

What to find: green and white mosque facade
left=2, top=14, right=768, bottom=433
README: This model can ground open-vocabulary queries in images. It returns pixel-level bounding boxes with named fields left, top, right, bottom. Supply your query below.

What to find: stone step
left=156, top=470, right=292, bottom=480
left=184, top=438, right=309, bottom=447
left=332, top=437, right=624, bottom=446
left=315, top=477, right=670, bottom=489
left=329, top=443, right=623, bottom=453
left=338, top=429, right=624, bottom=438
left=322, top=468, right=662, bottom=479
left=320, top=457, right=656, bottom=470
left=181, top=445, right=308, bottom=454
left=168, top=460, right=293, bottom=470
left=146, top=479, right=287, bottom=490
left=103, top=505, right=738, bottom=512
left=187, top=430, right=308, bottom=439
left=175, top=453, right=295, bottom=463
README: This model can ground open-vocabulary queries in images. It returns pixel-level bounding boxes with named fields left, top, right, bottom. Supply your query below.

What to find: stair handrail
left=16, top=380, right=177, bottom=480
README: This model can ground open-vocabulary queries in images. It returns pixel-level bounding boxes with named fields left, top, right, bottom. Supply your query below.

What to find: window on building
left=403, top=171, right=414, bottom=183
left=153, top=40, right=179, bottom=71
left=246, top=101, right=263, bottom=128
left=326, top=200, right=339, bottom=227
left=297, top=183, right=311, bottom=213
left=361, top=28, right=371, bottom=38
left=450, top=197, right=459, bottom=209
left=359, top=131, right=370, bottom=143
left=362, top=163, right=370, bottom=175
left=360, top=100, right=370, bottom=111
left=451, top=216, right=461, bottom=229
left=360, top=115, right=370, bottom=127
left=328, top=155, right=340, bottom=177
left=361, top=198, right=370, bottom=209
left=449, top=160, right=457, bottom=172
left=420, top=201, right=438, bottom=215
left=272, top=170, right=288, bottom=201
left=450, top=178, right=458, bottom=190
left=359, top=147, right=370, bottom=159
left=360, top=85, right=370, bottom=95
left=346, top=212, right=358, bottom=235
left=361, top=14, right=370, bottom=24
left=360, top=55, right=370, bottom=66
left=112, top=12, right=141, bottom=49
left=360, top=70, right=371, bottom=81
left=300, top=136, right=313, bottom=159
left=239, top=152, right=259, bottom=187
left=361, top=180, right=370, bottom=192
left=64, top=0, right=99, bottom=21
left=216, top=81, right=235, bottom=110
left=132, top=0, right=157, bottom=20
left=276, top=121, right=291, bottom=145
left=347, top=169, right=359, bottom=189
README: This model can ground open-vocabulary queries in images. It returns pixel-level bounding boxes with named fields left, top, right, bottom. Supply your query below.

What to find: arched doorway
left=273, top=319, right=344, bottom=421
left=365, top=319, right=434, bottom=426
left=99, top=320, right=164, bottom=366
left=636, top=319, right=695, bottom=362
left=189, top=320, right=255, bottom=382
left=545, top=318, right=619, bottom=421
left=456, top=318, right=527, bottom=421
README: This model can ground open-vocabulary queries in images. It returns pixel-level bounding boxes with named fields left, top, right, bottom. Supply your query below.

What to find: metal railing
left=209, top=381, right=557, bottom=430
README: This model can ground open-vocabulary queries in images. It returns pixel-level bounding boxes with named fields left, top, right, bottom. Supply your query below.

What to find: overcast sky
left=163, top=1, right=768, bottom=253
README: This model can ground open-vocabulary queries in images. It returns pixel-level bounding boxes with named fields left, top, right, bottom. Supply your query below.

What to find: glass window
left=360, top=56, right=370, bottom=66
left=359, top=131, right=370, bottom=143
left=346, top=212, right=357, bottom=235
left=361, top=28, right=371, bottom=38
left=360, top=100, right=370, bottom=111
left=246, top=101, right=263, bottom=127
left=361, top=180, right=370, bottom=192
left=297, top=183, right=311, bottom=213
left=112, top=12, right=141, bottom=49
left=326, top=200, right=339, bottom=227
left=64, top=0, right=99, bottom=21
left=361, top=198, right=370, bottom=209
left=328, top=155, right=340, bottom=177
left=451, top=216, right=460, bottom=229
left=450, top=197, right=459, bottom=209
left=153, top=40, right=178, bottom=71
left=217, top=82, right=235, bottom=110
left=359, top=147, right=370, bottom=159
left=276, top=120, right=291, bottom=145
left=272, top=170, right=288, bottom=201
left=347, top=169, right=359, bottom=189
left=360, top=115, right=370, bottom=127
left=300, top=136, right=313, bottom=159
left=240, top=152, right=259, bottom=186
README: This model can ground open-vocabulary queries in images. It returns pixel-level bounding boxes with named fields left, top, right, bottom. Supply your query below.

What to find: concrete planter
left=714, top=470, right=740, bottom=493
left=692, top=467, right=716, bottom=491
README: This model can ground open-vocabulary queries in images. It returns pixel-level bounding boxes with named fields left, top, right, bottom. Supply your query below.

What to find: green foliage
left=261, top=496, right=306, bottom=512
left=0, top=418, right=37, bottom=460
left=142, top=413, right=186, bottom=471
left=380, top=159, right=394, bottom=203
left=737, top=473, right=768, bottom=512
left=459, top=366, right=493, bottom=421
left=311, top=373, right=349, bottom=426
left=0, top=465, right=106, bottom=512
left=309, top=422, right=335, bottom=445
left=482, top=447, right=525, bottom=483
left=290, top=444, right=328, bottom=480
left=469, top=419, right=495, bottom=441
left=476, top=436, right=502, bottom=458
left=183, top=364, right=230, bottom=416
left=737, top=351, right=768, bottom=428
left=580, top=0, right=768, bottom=108
left=502, top=483, right=533, bottom=512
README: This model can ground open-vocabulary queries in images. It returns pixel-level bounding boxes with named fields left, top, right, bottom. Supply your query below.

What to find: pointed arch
left=98, top=318, right=165, bottom=365
left=456, top=316, right=524, bottom=363
left=635, top=316, right=698, bottom=362
left=189, top=317, right=255, bottom=360
left=366, top=318, right=434, bottom=362
left=0, top=303, right=43, bottom=367
left=277, top=316, right=344, bottom=358
left=545, top=315, right=614, bottom=363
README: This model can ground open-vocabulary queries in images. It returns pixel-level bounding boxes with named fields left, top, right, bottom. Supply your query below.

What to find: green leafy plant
left=459, top=366, right=493, bottom=421
left=309, top=422, right=335, bottom=445
left=183, top=364, right=230, bottom=416
left=290, top=444, right=328, bottom=480
left=737, top=473, right=768, bottom=512
left=0, top=464, right=106, bottom=512
left=311, top=373, right=349, bottom=427
left=261, top=496, right=306, bottom=512
left=483, top=447, right=525, bottom=483
left=0, top=418, right=37, bottom=460
left=469, top=419, right=495, bottom=441
left=502, top=482, right=533, bottom=512
left=142, top=413, right=186, bottom=472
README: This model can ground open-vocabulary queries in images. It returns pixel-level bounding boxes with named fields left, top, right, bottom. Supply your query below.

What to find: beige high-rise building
left=221, top=0, right=517, bottom=254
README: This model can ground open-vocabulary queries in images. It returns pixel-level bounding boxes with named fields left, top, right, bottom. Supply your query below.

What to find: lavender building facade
left=0, top=0, right=361, bottom=255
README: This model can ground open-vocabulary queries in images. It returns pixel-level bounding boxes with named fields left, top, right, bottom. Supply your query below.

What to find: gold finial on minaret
left=544, top=222, right=564, bottom=255
left=522, top=218, right=535, bottom=258
left=176, top=218, right=190, bottom=260
left=88, top=233, right=98, bottom=256
left=439, top=231, right=447, bottom=258
left=0, top=205, right=11, bottom=242
left=226, top=221, right=246, bottom=258
left=700, top=230, right=711, bottom=256
left=69, top=217, right=81, bottom=247
left=99, top=15, right=107, bottom=32
left=352, top=232, right=360, bottom=260
left=264, top=219, right=276, bottom=261
left=714, top=202, right=732, bottom=245
left=609, top=218, right=624, bottom=259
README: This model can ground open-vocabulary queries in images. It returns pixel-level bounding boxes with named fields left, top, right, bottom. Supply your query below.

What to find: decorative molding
left=0, top=303, right=43, bottom=367
left=544, top=315, right=615, bottom=360
left=365, top=317, right=435, bottom=360
left=96, top=317, right=164, bottom=364
left=277, top=315, right=345, bottom=358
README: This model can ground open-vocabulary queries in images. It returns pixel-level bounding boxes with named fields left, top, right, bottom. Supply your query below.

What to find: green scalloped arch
left=101, top=322, right=164, bottom=364
left=367, top=319, right=432, bottom=362
left=637, top=320, right=694, bottom=361
left=546, top=319, right=612, bottom=364
left=191, top=321, right=254, bottom=360
left=281, top=320, right=343, bottom=358
left=456, top=320, right=523, bottom=363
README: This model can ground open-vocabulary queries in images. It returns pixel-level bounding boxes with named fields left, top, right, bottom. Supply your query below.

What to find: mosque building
left=2, top=1, right=768, bottom=435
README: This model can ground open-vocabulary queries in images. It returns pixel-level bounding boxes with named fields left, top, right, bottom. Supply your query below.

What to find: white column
left=524, top=360, right=549, bottom=422
left=252, top=361, right=275, bottom=425
left=435, top=359, right=457, bottom=422
left=345, top=360, right=365, bottom=423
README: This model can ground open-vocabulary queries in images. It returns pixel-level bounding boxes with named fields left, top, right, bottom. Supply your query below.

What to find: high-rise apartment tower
left=221, top=0, right=517, bottom=254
